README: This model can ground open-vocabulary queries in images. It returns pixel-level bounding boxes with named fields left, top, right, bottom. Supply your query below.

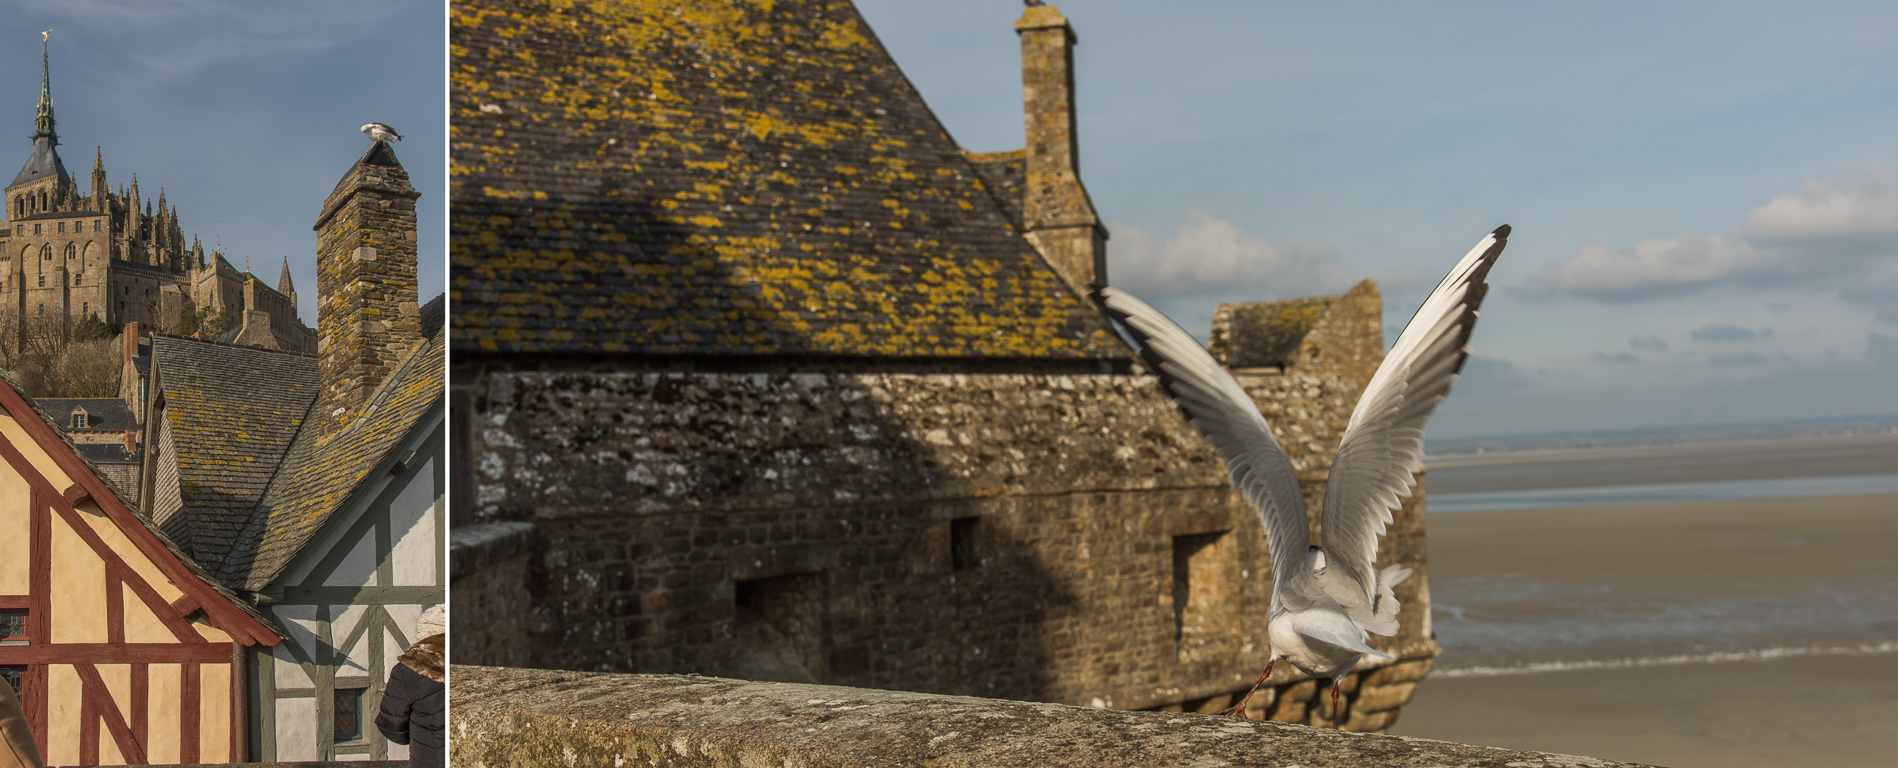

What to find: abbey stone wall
left=458, top=340, right=1437, bottom=728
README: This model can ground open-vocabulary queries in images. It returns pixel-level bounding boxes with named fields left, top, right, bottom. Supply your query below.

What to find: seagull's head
left=359, top=123, right=377, bottom=135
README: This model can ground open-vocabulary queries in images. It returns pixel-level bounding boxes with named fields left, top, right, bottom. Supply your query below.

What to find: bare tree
left=0, top=310, right=122, bottom=397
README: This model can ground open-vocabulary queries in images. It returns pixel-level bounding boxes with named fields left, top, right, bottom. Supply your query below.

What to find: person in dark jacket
left=376, top=605, right=445, bottom=768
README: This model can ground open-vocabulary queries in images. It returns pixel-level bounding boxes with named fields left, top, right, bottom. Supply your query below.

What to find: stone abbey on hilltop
left=0, top=38, right=310, bottom=353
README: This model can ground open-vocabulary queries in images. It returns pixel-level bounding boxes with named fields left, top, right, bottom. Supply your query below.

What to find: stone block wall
left=457, top=366, right=1437, bottom=722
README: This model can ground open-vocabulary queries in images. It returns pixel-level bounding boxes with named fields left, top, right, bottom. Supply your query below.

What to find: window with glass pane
left=0, top=667, right=23, bottom=698
left=0, top=610, right=24, bottom=640
left=333, top=687, right=365, bottom=742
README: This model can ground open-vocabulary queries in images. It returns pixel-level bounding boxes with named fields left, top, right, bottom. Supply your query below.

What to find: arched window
left=37, top=190, right=46, bottom=211
left=12, top=196, right=19, bottom=218
left=63, top=243, right=74, bottom=260
left=39, top=245, right=50, bottom=261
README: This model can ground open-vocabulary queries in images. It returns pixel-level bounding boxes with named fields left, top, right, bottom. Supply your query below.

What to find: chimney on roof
left=312, top=140, right=422, bottom=441
left=1015, top=3, right=1107, bottom=295
left=123, top=429, right=136, bottom=453
left=122, top=321, right=138, bottom=364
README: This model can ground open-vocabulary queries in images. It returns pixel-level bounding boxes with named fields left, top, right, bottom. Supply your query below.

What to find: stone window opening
left=33, top=223, right=41, bottom=235
left=64, top=243, right=74, bottom=259
left=92, top=220, right=100, bottom=232
left=333, top=685, right=366, bottom=742
left=39, top=245, right=49, bottom=260
left=732, top=572, right=826, bottom=684
left=950, top=516, right=982, bottom=570
left=37, top=275, right=43, bottom=288
left=1172, top=531, right=1238, bottom=663
left=56, top=221, right=63, bottom=233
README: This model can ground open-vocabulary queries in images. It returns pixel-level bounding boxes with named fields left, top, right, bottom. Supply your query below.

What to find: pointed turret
left=278, top=256, right=298, bottom=313
left=11, top=33, right=71, bottom=195
left=90, top=146, right=106, bottom=209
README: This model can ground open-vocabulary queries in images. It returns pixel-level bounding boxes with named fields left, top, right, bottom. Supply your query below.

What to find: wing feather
left=1319, top=226, right=1510, bottom=621
left=1096, top=287, right=1317, bottom=607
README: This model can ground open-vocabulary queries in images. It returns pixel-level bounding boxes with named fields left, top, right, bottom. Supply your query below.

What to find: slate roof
left=450, top=0, right=1123, bottom=362
left=148, top=336, right=319, bottom=569
left=220, top=313, right=444, bottom=590
left=964, top=150, right=1027, bottom=232
left=11, top=137, right=68, bottom=189
left=147, top=295, right=445, bottom=591
left=76, top=442, right=140, bottom=466
left=39, top=397, right=137, bottom=432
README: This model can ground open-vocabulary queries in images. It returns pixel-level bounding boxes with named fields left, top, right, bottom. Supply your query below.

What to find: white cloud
left=1535, top=164, right=1898, bottom=301
left=1107, top=210, right=1357, bottom=302
left=1741, top=165, right=1898, bottom=252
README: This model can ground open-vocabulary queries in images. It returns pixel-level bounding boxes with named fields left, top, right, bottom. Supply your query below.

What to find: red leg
left=1215, top=658, right=1276, bottom=717
left=1330, top=678, right=1342, bottom=729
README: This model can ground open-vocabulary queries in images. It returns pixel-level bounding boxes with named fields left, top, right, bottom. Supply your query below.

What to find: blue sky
left=0, top=0, right=444, bottom=328
left=856, top=0, right=1898, bottom=440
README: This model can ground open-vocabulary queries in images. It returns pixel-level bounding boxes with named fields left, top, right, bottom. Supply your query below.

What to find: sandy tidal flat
left=1389, top=491, right=1898, bottom=767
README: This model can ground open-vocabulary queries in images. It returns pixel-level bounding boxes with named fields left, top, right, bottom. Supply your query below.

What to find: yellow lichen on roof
left=451, top=0, right=1123, bottom=361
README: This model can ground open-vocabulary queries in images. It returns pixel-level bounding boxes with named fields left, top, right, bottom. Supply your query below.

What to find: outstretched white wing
left=1319, top=225, right=1509, bottom=629
left=1097, top=286, right=1319, bottom=610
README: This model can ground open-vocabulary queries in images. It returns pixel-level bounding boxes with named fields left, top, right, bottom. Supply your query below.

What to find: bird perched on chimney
left=1097, top=225, right=1510, bottom=728
left=1025, top=0, right=1046, bottom=7
left=360, top=122, right=403, bottom=143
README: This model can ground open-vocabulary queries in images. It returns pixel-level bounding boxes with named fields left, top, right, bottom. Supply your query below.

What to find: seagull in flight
left=1096, top=225, right=1509, bottom=728
left=360, top=122, right=404, bottom=143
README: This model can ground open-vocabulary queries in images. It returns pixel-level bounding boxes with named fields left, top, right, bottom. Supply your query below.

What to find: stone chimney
left=1015, top=3, right=1107, bottom=294
left=121, top=321, right=139, bottom=363
left=312, top=141, right=421, bottom=441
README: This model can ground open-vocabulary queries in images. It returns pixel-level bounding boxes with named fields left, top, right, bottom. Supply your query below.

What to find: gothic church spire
left=33, top=32, right=56, bottom=144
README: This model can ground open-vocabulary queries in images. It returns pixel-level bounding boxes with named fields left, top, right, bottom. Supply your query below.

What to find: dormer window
left=70, top=409, right=89, bottom=429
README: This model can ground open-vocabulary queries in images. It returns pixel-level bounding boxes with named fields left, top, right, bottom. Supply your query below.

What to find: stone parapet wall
left=449, top=666, right=1653, bottom=768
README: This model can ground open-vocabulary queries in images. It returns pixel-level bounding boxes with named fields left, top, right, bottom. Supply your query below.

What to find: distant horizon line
left=1425, top=414, right=1898, bottom=455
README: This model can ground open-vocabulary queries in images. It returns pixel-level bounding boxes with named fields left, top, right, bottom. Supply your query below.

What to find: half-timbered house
left=0, top=371, right=280, bottom=766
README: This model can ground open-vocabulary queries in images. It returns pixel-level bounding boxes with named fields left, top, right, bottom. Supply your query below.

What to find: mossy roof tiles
left=1214, top=296, right=1336, bottom=369
left=149, top=336, right=319, bottom=569
left=150, top=295, right=446, bottom=591
left=450, top=0, right=1123, bottom=361
left=221, top=307, right=445, bottom=590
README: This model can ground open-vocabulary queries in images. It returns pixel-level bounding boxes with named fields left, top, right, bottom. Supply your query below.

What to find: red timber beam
left=76, top=663, right=148, bottom=766
left=0, top=383, right=279, bottom=647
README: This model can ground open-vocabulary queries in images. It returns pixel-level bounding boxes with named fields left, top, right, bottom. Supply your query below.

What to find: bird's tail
left=1362, top=564, right=1412, bottom=637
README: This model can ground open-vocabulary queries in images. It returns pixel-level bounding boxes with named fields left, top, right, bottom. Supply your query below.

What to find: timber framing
left=0, top=374, right=282, bottom=765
